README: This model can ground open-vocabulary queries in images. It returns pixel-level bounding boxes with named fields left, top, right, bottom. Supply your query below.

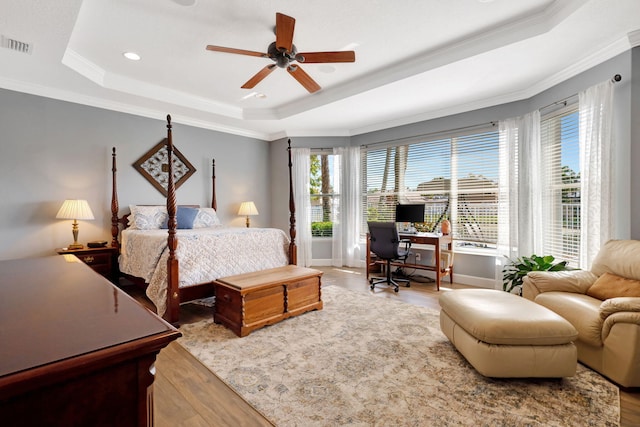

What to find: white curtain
left=497, top=111, right=542, bottom=262
left=579, top=80, right=614, bottom=269
left=291, top=147, right=312, bottom=267
left=332, top=146, right=361, bottom=267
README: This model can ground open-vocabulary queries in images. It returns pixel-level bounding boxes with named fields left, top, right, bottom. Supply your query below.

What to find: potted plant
left=502, top=254, right=570, bottom=295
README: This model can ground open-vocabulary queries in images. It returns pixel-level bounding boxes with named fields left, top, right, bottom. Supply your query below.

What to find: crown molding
left=62, top=48, right=244, bottom=119
left=0, top=75, right=270, bottom=140
left=272, top=0, right=586, bottom=121
left=349, top=32, right=635, bottom=136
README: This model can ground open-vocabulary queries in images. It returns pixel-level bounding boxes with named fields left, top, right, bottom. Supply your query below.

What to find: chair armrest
left=600, top=297, right=640, bottom=320
left=522, top=270, right=597, bottom=300
left=601, top=301, right=640, bottom=341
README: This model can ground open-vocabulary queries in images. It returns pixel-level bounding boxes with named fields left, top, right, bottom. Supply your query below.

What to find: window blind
left=361, top=126, right=499, bottom=250
left=540, top=106, right=580, bottom=266
left=310, top=153, right=337, bottom=237
left=453, top=131, right=500, bottom=245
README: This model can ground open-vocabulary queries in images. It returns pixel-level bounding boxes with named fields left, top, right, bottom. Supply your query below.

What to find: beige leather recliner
left=522, top=239, right=640, bottom=388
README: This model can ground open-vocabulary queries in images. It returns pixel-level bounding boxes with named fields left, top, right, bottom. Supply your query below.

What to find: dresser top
left=0, top=256, right=179, bottom=377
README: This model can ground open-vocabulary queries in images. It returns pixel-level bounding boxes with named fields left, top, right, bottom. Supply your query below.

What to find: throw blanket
left=120, top=227, right=290, bottom=316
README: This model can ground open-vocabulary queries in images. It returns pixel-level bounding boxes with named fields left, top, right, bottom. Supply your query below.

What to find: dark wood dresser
left=0, top=256, right=181, bottom=427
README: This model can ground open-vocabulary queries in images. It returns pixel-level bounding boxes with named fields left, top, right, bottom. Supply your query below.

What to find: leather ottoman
left=439, top=289, right=578, bottom=378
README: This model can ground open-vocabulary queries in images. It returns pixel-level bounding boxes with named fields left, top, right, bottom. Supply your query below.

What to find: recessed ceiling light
left=241, top=91, right=267, bottom=100
left=171, top=0, right=197, bottom=5
left=123, top=52, right=141, bottom=61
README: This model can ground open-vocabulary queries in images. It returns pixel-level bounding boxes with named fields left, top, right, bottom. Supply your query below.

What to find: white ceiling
left=2, top=0, right=640, bottom=141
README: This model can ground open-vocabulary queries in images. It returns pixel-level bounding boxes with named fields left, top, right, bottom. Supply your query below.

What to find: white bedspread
left=119, top=226, right=290, bottom=316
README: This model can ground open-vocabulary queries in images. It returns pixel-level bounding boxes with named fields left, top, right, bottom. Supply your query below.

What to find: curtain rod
left=540, top=74, right=622, bottom=113
left=359, top=74, right=622, bottom=150
left=359, top=121, right=496, bottom=149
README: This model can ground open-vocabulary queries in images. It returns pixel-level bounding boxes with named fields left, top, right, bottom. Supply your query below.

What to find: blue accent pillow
left=161, top=206, right=199, bottom=229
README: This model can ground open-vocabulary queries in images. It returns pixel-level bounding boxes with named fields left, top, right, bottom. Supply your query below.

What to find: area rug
left=178, top=286, right=620, bottom=426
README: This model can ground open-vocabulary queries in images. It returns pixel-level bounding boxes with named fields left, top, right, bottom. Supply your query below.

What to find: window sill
left=453, top=246, right=498, bottom=257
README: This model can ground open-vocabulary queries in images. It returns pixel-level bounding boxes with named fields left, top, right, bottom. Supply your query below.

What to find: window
left=361, top=127, right=500, bottom=251
left=310, top=153, right=336, bottom=237
left=540, top=106, right=580, bottom=266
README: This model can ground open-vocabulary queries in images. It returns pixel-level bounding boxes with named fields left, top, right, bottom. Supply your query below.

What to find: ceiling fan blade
left=287, top=64, right=321, bottom=93
left=206, top=45, right=268, bottom=58
left=295, top=51, right=356, bottom=63
left=241, top=64, right=277, bottom=89
left=275, top=12, right=295, bottom=53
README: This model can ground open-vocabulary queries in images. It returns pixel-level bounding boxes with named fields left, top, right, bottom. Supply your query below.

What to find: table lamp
left=56, top=199, right=95, bottom=249
left=238, top=201, right=258, bottom=228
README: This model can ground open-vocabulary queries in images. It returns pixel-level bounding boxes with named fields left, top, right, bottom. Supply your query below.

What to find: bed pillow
left=193, top=207, right=221, bottom=228
left=161, top=206, right=199, bottom=229
left=586, top=272, right=640, bottom=300
left=128, top=205, right=167, bottom=230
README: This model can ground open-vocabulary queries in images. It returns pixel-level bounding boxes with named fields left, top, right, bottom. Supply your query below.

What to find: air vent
left=1, top=36, right=32, bottom=54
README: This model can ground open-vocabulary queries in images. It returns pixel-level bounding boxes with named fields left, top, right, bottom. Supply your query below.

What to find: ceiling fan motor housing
left=268, top=41, right=297, bottom=68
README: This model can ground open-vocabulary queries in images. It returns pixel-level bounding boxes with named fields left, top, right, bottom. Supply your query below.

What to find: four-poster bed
left=110, top=115, right=298, bottom=324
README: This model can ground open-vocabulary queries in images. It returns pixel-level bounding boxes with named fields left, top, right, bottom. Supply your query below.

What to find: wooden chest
left=213, top=265, right=323, bottom=337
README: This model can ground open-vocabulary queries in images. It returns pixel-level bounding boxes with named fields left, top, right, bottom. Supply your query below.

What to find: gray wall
left=271, top=48, right=639, bottom=284
left=632, top=48, right=640, bottom=239
left=2, top=46, right=638, bottom=282
left=0, top=89, right=270, bottom=260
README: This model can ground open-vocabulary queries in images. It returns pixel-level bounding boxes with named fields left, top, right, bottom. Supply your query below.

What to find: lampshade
left=56, top=199, right=95, bottom=220
left=56, top=199, right=94, bottom=249
left=237, top=201, right=259, bottom=216
left=238, top=201, right=258, bottom=228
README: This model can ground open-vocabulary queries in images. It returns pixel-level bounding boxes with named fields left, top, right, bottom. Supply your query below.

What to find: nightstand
left=56, top=246, right=119, bottom=283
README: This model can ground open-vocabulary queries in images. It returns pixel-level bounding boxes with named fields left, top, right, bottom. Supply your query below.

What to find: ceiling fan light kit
left=206, top=12, right=355, bottom=93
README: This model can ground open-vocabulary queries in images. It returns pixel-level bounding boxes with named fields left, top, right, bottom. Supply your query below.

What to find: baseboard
left=311, top=259, right=496, bottom=289
left=398, top=271, right=495, bottom=289
left=311, top=259, right=334, bottom=267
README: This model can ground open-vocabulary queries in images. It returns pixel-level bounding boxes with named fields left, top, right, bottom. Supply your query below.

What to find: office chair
left=367, top=221, right=411, bottom=292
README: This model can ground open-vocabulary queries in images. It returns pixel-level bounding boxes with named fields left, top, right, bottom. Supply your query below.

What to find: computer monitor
left=395, top=204, right=425, bottom=224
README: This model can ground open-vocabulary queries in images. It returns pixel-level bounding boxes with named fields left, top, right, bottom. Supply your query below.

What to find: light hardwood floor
left=125, top=267, right=640, bottom=427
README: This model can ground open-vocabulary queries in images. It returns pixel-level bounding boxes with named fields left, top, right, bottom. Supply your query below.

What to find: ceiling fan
left=206, top=12, right=356, bottom=93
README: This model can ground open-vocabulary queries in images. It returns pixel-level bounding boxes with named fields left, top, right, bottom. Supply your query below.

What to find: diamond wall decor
left=132, top=138, right=196, bottom=196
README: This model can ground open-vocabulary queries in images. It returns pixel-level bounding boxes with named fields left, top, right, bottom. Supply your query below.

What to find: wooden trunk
left=213, top=265, right=323, bottom=337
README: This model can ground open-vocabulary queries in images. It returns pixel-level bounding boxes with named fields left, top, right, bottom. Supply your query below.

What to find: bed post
left=211, top=159, right=217, bottom=210
left=287, top=139, right=297, bottom=265
left=165, top=115, right=180, bottom=324
left=111, top=147, right=120, bottom=249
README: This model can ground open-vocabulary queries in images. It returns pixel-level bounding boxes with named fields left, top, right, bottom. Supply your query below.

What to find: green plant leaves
left=502, top=254, right=570, bottom=294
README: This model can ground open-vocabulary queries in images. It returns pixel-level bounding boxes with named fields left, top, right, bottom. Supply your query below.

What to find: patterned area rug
left=178, top=286, right=620, bottom=426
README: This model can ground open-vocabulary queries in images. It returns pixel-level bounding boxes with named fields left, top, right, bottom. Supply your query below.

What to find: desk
left=0, top=256, right=181, bottom=426
left=366, top=232, right=453, bottom=290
